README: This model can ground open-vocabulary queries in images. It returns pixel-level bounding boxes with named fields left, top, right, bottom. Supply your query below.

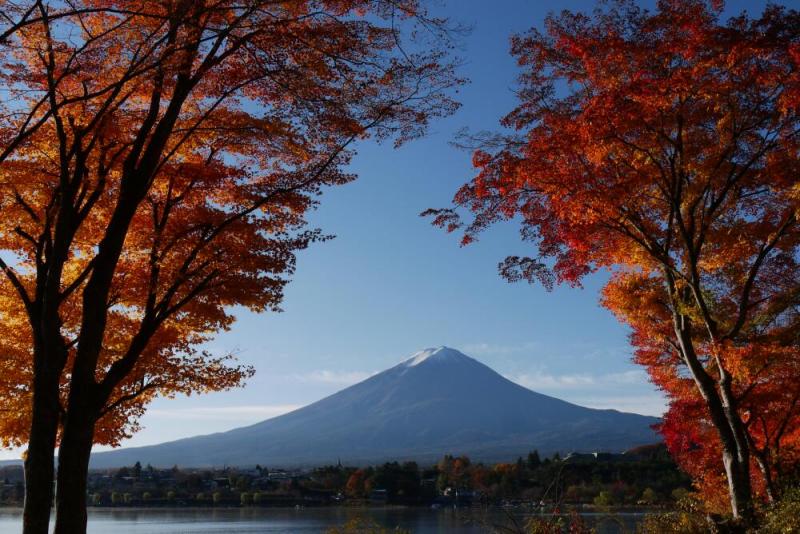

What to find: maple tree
left=0, top=1, right=460, bottom=533
left=608, top=263, right=800, bottom=512
left=427, top=0, right=800, bottom=524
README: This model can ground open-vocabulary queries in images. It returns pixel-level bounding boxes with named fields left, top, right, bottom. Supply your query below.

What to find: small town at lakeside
left=0, top=445, right=689, bottom=509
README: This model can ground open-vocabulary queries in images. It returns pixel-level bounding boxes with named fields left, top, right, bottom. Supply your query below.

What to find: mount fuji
left=90, top=347, right=660, bottom=468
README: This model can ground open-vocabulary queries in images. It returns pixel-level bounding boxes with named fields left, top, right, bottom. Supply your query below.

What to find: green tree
left=526, top=451, right=541, bottom=470
left=761, top=488, right=800, bottom=534
left=671, top=488, right=690, bottom=503
left=640, top=488, right=658, bottom=505
left=234, top=476, right=250, bottom=491
left=593, top=490, right=613, bottom=507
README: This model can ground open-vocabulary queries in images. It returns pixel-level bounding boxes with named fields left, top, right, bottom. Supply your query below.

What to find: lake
left=0, top=507, right=650, bottom=533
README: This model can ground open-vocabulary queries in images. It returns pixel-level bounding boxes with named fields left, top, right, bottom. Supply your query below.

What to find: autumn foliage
left=0, top=1, right=459, bottom=533
left=428, top=0, right=800, bottom=522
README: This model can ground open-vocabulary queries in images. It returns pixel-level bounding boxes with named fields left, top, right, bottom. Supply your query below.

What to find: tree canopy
left=427, top=0, right=800, bottom=522
left=0, top=1, right=461, bottom=532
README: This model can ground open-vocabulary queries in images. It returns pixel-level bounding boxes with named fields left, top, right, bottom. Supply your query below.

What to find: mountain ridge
left=90, top=346, right=660, bottom=468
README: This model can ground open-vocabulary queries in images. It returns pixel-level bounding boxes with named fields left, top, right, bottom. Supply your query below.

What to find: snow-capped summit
left=91, top=346, right=660, bottom=468
left=404, top=346, right=468, bottom=366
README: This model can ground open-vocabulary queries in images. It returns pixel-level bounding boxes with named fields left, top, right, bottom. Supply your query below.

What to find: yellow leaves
left=601, top=270, right=669, bottom=328
left=0, top=278, right=32, bottom=446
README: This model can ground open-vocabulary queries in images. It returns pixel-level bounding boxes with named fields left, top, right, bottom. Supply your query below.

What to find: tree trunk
left=721, top=447, right=753, bottom=522
left=671, top=310, right=753, bottom=523
left=53, top=408, right=95, bottom=534
left=22, top=370, right=60, bottom=534
left=718, top=377, right=754, bottom=523
left=753, top=452, right=777, bottom=504
left=694, top=379, right=754, bottom=523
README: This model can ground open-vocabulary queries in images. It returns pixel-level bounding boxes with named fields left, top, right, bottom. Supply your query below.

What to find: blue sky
left=1, top=0, right=789, bottom=459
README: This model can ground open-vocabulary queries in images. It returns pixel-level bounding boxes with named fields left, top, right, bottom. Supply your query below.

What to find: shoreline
left=0, top=504, right=667, bottom=514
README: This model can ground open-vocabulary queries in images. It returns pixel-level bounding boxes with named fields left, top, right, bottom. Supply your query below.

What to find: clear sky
left=0, top=0, right=790, bottom=460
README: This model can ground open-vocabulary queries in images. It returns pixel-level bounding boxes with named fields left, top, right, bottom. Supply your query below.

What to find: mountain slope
left=91, top=347, right=660, bottom=468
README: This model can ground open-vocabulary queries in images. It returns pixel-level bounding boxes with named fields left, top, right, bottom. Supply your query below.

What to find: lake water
left=0, top=507, right=649, bottom=533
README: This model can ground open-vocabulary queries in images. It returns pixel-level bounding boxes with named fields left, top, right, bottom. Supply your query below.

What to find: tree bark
left=670, top=306, right=753, bottom=522
left=53, top=393, right=96, bottom=534
left=22, top=368, right=60, bottom=534
left=753, top=453, right=777, bottom=504
left=721, top=448, right=753, bottom=522
left=718, top=376, right=754, bottom=521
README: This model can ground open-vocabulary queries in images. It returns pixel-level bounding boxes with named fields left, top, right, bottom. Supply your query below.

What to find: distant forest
left=0, top=444, right=690, bottom=508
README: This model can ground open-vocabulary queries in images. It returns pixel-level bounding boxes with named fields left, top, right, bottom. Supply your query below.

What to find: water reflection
left=0, top=507, right=647, bottom=533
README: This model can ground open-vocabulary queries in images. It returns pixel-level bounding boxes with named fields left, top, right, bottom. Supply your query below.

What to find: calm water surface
left=0, top=507, right=648, bottom=533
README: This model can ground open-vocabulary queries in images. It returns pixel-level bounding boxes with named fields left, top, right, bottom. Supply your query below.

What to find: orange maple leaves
left=0, top=0, right=459, bottom=446
left=0, top=3, right=461, bottom=531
